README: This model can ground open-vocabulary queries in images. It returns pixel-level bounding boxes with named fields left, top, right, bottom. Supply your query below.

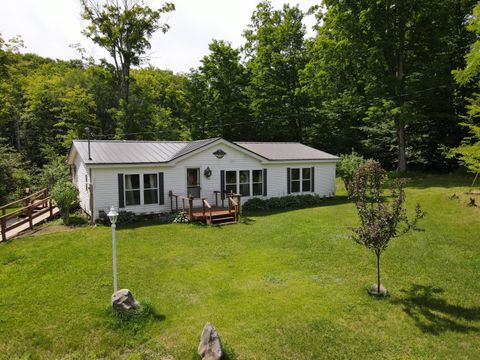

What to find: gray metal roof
left=70, top=138, right=338, bottom=164
left=71, top=138, right=219, bottom=164
left=234, top=142, right=339, bottom=161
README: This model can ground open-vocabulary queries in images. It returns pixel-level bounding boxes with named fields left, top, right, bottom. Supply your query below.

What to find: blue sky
left=1, top=0, right=317, bottom=74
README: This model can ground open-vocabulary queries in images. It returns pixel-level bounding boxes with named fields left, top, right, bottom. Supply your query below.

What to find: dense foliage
left=449, top=2, right=480, bottom=186
left=0, top=0, right=479, bottom=201
left=337, top=151, right=366, bottom=196
left=50, top=180, right=79, bottom=225
left=349, top=160, right=424, bottom=294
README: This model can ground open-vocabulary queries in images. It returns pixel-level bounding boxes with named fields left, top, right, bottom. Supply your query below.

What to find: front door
left=187, top=168, right=201, bottom=198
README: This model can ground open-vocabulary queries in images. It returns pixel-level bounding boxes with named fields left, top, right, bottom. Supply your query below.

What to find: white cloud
left=0, top=0, right=317, bottom=73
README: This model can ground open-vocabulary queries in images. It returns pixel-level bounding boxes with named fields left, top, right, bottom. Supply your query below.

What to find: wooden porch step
left=216, top=221, right=237, bottom=225
left=211, top=216, right=235, bottom=222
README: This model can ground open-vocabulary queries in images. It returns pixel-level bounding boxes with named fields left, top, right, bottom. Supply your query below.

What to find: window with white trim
left=125, top=174, right=141, bottom=206
left=290, top=167, right=312, bottom=193
left=225, top=170, right=237, bottom=194
left=224, top=170, right=263, bottom=197
left=252, top=170, right=263, bottom=196
left=291, top=168, right=301, bottom=193
left=239, top=170, right=250, bottom=196
left=143, top=173, right=158, bottom=204
left=302, top=168, right=311, bottom=192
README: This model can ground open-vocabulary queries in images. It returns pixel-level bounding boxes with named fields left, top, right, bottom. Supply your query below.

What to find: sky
left=1, top=0, right=318, bottom=74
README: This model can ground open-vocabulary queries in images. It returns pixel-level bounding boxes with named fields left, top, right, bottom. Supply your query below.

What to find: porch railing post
left=188, top=196, right=193, bottom=221
left=28, top=205, right=33, bottom=230
left=1, top=216, right=6, bottom=241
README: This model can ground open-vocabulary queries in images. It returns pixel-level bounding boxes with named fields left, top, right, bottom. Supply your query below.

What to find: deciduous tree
left=349, top=160, right=424, bottom=296
left=81, top=0, right=175, bottom=138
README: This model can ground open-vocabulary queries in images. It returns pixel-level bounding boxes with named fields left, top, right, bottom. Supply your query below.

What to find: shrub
left=51, top=180, right=79, bottom=225
left=171, top=210, right=189, bottom=223
left=338, top=151, right=365, bottom=195
left=96, top=210, right=137, bottom=225
left=241, top=197, right=267, bottom=211
left=243, top=194, right=323, bottom=211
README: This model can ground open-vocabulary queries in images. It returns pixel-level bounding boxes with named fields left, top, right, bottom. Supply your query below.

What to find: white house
left=67, top=137, right=338, bottom=223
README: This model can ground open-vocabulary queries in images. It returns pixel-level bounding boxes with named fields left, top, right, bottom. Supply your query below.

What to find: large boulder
left=111, top=289, right=140, bottom=311
left=197, top=322, right=223, bottom=360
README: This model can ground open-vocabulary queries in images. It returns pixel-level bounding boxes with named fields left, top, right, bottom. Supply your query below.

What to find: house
left=67, top=137, right=338, bottom=223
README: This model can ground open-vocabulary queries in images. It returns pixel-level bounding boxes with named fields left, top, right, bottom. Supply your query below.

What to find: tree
left=185, top=40, right=250, bottom=140
left=305, top=0, right=477, bottom=171
left=51, top=180, right=79, bottom=225
left=450, top=2, right=480, bottom=187
left=243, top=1, right=309, bottom=142
left=129, top=67, right=187, bottom=140
left=36, top=146, right=71, bottom=190
left=0, top=142, right=31, bottom=203
left=349, top=160, right=424, bottom=296
left=81, top=0, right=175, bottom=138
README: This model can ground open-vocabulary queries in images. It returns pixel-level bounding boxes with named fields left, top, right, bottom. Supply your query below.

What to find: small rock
left=368, top=283, right=388, bottom=297
left=111, top=289, right=140, bottom=311
left=197, top=322, right=223, bottom=360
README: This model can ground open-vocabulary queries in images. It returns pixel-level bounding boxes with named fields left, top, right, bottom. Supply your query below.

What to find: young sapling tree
left=349, top=160, right=424, bottom=296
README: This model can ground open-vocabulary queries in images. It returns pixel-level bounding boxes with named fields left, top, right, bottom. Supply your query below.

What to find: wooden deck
left=190, top=206, right=238, bottom=224
left=169, top=191, right=241, bottom=225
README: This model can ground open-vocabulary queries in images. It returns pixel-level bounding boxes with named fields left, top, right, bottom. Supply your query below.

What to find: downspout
left=89, top=167, right=94, bottom=225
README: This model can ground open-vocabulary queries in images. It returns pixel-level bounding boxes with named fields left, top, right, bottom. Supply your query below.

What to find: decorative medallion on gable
left=213, top=149, right=226, bottom=159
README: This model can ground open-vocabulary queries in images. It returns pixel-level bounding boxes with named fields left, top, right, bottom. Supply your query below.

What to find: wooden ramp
left=1, top=189, right=59, bottom=242
left=3, top=207, right=60, bottom=240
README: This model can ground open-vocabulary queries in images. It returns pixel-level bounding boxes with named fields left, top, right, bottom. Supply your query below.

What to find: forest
left=1, top=0, right=479, bottom=203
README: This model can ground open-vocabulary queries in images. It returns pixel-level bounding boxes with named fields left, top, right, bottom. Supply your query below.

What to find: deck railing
left=169, top=190, right=241, bottom=223
left=169, top=191, right=194, bottom=220
left=202, top=198, right=213, bottom=224
left=0, top=189, right=54, bottom=241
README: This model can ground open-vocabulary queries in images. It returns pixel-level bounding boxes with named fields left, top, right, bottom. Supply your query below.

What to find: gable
left=173, top=139, right=265, bottom=165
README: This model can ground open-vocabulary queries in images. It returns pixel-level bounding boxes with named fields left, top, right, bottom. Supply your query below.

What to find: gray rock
left=197, top=322, right=223, bottom=360
left=111, top=289, right=140, bottom=311
left=368, top=283, right=388, bottom=297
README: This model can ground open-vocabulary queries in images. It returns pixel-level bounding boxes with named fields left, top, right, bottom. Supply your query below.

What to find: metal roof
left=70, top=138, right=338, bottom=164
left=71, top=138, right=219, bottom=164
left=234, top=141, right=339, bottom=161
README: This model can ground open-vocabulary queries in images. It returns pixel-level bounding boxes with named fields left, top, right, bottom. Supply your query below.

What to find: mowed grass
left=0, top=174, right=479, bottom=359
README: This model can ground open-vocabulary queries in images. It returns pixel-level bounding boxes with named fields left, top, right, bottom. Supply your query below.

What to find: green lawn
left=0, top=174, right=479, bottom=359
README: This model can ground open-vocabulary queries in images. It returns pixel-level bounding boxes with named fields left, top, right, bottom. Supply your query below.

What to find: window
left=224, top=170, right=263, bottom=197
left=239, top=170, right=250, bottom=196
left=291, top=168, right=301, bottom=193
left=225, top=170, right=237, bottom=194
left=290, top=167, right=312, bottom=193
left=143, top=173, right=158, bottom=204
left=252, top=170, right=263, bottom=196
left=187, top=168, right=201, bottom=198
left=302, top=168, right=311, bottom=192
left=125, top=174, right=141, bottom=206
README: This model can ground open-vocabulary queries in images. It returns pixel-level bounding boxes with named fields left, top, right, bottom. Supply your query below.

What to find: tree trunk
left=395, top=0, right=407, bottom=173
left=396, top=118, right=406, bottom=172
left=376, top=251, right=381, bottom=293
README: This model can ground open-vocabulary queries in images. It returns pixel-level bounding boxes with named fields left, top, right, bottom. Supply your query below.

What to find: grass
left=0, top=173, right=479, bottom=359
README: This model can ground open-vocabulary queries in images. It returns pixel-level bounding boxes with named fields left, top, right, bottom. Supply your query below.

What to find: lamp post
left=107, top=206, right=119, bottom=293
